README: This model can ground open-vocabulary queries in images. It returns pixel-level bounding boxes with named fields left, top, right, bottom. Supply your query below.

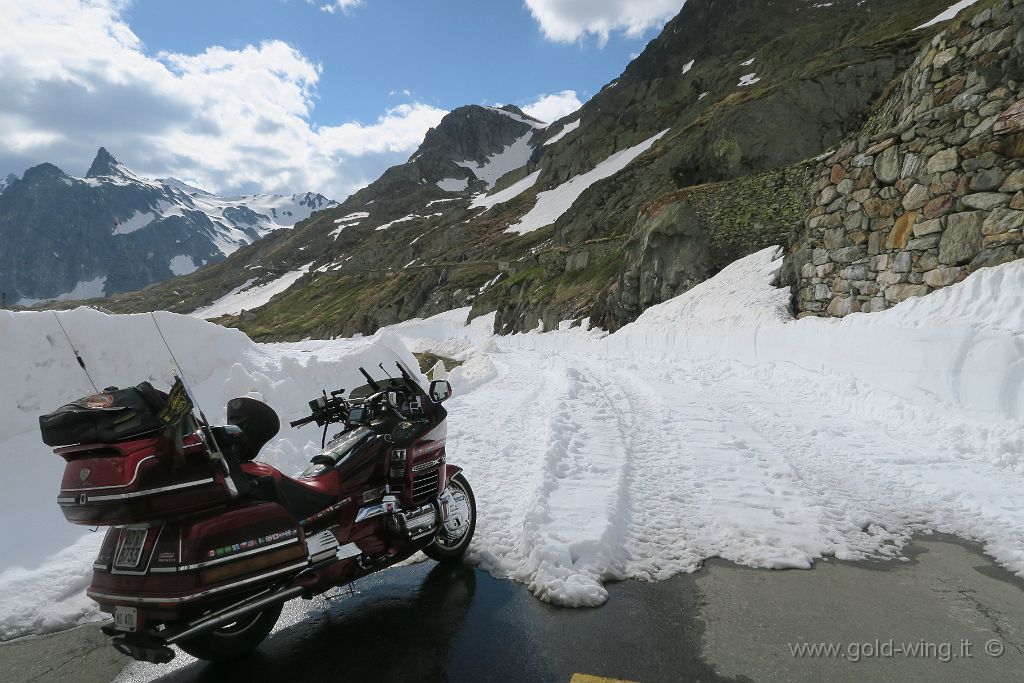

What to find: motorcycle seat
left=247, top=472, right=336, bottom=521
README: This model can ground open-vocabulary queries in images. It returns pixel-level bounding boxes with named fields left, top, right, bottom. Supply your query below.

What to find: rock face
left=782, top=1, right=1024, bottom=317
left=0, top=148, right=335, bottom=305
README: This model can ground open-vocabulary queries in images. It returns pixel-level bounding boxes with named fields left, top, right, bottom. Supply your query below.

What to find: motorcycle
left=39, top=355, right=475, bottom=664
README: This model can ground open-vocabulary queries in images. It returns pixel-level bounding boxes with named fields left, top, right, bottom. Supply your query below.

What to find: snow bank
left=543, top=119, right=580, bottom=146
left=507, top=130, right=669, bottom=235
left=612, top=247, right=1024, bottom=423
left=471, top=170, right=541, bottom=210
left=192, top=263, right=312, bottom=319
left=436, top=177, right=469, bottom=192
left=456, top=133, right=534, bottom=189
left=17, top=276, right=107, bottom=308
left=916, top=0, right=980, bottom=30
left=0, top=309, right=421, bottom=639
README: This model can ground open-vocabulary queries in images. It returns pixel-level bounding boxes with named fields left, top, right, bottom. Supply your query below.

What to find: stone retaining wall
left=787, top=0, right=1024, bottom=317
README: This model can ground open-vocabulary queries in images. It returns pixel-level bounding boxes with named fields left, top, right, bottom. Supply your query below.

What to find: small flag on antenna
left=158, top=377, right=193, bottom=427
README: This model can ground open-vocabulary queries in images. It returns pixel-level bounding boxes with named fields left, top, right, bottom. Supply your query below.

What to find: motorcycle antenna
left=149, top=312, right=238, bottom=496
left=52, top=311, right=99, bottom=394
left=149, top=312, right=210, bottom=426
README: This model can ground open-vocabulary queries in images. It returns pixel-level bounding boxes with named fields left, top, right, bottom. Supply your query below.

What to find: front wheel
left=176, top=603, right=282, bottom=662
left=425, top=473, right=476, bottom=563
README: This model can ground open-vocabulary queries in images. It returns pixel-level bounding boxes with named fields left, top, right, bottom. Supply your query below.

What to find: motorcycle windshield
left=347, top=340, right=427, bottom=399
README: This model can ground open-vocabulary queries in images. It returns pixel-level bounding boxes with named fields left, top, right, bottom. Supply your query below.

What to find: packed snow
left=329, top=211, right=368, bottom=239
left=4, top=247, right=1024, bottom=641
left=16, top=276, right=107, bottom=307
left=333, top=211, right=370, bottom=223
left=191, top=263, right=312, bottom=319
left=112, top=210, right=157, bottom=235
left=486, top=106, right=546, bottom=129
left=471, top=170, right=542, bottom=210
left=436, top=177, right=470, bottom=192
left=374, top=214, right=421, bottom=231
left=738, top=73, right=761, bottom=87
left=543, top=120, right=581, bottom=146
left=507, top=130, right=669, bottom=235
left=681, top=59, right=695, bottom=74
left=168, top=255, right=198, bottom=276
left=455, top=133, right=534, bottom=188
left=916, top=0, right=981, bottom=29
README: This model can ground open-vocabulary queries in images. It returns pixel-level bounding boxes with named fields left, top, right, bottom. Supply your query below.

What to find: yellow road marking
left=570, top=674, right=639, bottom=683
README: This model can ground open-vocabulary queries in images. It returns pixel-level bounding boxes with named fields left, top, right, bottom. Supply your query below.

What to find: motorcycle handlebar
left=289, top=415, right=317, bottom=428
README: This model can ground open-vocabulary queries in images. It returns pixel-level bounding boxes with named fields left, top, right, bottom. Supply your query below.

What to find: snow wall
left=604, top=247, right=1024, bottom=424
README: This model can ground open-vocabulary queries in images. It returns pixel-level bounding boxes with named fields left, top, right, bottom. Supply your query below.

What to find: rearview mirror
left=428, top=379, right=452, bottom=403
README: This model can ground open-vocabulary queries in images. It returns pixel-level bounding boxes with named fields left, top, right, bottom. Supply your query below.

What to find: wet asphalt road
left=118, top=559, right=711, bottom=683
left=4, top=534, right=1024, bottom=683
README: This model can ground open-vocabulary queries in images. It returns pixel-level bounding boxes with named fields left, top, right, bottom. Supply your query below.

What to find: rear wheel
left=425, top=473, right=476, bottom=563
left=176, top=603, right=282, bottom=662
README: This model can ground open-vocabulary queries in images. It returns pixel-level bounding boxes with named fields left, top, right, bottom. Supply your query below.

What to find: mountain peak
left=0, top=173, right=18, bottom=194
left=86, top=147, right=128, bottom=178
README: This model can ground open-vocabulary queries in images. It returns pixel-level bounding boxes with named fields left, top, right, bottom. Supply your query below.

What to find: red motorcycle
left=40, top=358, right=475, bottom=663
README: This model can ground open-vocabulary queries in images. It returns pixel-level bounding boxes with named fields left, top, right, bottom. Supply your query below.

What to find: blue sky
left=0, top=0, right=683, bottom=199
left=125, top=0, right=649, bottom=123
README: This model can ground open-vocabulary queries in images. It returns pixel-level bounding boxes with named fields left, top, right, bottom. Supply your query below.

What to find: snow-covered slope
left=192, top=263, right=314, bottom=319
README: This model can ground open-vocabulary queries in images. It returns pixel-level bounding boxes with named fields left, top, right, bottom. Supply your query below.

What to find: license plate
left=114, top=528, right=148, bottom=568
left=114, top=606, right=138, bottom=632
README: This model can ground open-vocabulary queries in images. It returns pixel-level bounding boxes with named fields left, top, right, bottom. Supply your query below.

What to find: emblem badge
left=79, top=468, right=91, bottom=483
left=84, top=394, right=114, bottom=409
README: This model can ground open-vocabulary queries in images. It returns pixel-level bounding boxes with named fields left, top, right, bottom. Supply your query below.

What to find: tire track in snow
left=510, top=361, right=635, bottom=606
left=446, top=350, right=561, bottom=576
left=684, top=358, right=1024, bottom=568
left=612, top=362, right=831, bottom=575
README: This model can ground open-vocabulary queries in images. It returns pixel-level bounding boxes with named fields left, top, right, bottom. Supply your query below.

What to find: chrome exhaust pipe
left=165, top=585, right=304, bottom=644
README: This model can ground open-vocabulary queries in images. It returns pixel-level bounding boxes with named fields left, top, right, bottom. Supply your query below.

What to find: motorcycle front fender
left=443, top=463, right=462, bottom=488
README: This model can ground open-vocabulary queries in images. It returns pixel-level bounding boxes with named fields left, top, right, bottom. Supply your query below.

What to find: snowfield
left=2, top=247, right=1024, bottom=640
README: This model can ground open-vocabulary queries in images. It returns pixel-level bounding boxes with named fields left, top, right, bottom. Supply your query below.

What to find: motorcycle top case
left=39, top=383, right=169, bottom=447
left=56, top=432, right=234, bottom=526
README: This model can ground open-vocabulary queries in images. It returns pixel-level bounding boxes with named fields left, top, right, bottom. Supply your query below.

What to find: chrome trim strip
left=58, top=478, right=215, bottom=504
left=335, top=543, right=361, bottom=560
left=177, top=538, right=302, bottom=571
left=87, top=562, right=307, bottom=604
left=60, top=456, right=157, bottom=492
left=411, top=457, right=442, bottom=472
left=355, top=495, right=398, bottom=523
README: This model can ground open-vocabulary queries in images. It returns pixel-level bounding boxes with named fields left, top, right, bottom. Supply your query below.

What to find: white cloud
left=320, top=0, right=363, bottom=14
left=0, top=0, right=443, bottom=199
left=524, top=0, right=682, bottom=45
left=521, top=90, right=582, bottom=124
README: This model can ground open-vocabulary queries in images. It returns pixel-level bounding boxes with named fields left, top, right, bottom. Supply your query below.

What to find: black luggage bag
left=39, top=382, right=169, bottom=447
